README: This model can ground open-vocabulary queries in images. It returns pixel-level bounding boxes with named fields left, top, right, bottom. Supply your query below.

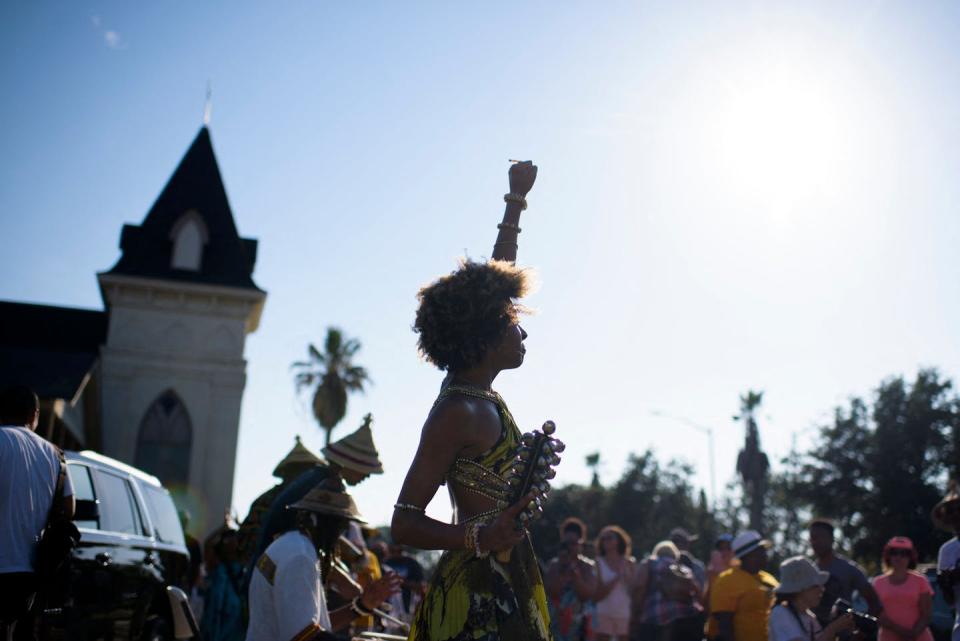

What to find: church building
left=0, top=127, right=265, bottom=533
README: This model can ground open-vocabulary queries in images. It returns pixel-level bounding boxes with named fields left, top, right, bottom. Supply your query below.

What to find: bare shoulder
left=422, top=395, right=487, bottom=442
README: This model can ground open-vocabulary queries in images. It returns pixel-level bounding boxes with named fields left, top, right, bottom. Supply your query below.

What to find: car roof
left=66, top=450, right=163, bottom=487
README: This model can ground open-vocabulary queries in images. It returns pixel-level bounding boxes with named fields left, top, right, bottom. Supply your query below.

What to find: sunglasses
left=887, top=549, right=911, bottom=558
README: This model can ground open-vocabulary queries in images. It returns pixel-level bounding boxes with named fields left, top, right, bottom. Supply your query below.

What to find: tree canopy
left=529, top=368, right=959, bottom=571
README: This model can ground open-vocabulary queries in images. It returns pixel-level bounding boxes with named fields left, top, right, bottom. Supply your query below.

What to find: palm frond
left=296, top=326, right=370, bottom=434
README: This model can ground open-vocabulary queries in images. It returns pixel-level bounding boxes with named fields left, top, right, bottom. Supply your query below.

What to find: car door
left=63, top=461, right=120, bottom=639
left=92, top=468, right=155, bottom=639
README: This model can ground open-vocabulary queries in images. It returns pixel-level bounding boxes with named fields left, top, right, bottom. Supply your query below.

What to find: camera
left=831, top=599, right=879, bottom=638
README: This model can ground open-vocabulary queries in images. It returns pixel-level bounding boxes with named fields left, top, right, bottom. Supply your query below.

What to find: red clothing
left=873, top=571, right=933, bottom=641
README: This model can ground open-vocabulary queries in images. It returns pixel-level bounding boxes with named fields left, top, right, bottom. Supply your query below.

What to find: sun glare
left=704, top=55, right=856, bottom=219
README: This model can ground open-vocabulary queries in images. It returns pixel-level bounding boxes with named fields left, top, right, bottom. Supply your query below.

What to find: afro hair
left=414, top=259, right=531, bottom=371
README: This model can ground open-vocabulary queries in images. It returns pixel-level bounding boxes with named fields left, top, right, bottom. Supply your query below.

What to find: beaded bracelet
left=504, top=192, right=528, bottom=210
left=497, top=222, right=522, bottom=233
left=472, top=522, right=490, bottom=559
left=464, top=521, right=490, bottom=559
left=394, top=503, right=425, bottom=513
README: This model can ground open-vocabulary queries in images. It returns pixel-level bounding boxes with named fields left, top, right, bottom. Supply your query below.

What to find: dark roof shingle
left=102, top=127, right=262, bottom=291
left=0, top=301, right=107, bottom=400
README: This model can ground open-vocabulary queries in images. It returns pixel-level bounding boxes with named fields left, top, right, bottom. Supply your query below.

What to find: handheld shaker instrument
left=497, top=421, right=565, bottom=561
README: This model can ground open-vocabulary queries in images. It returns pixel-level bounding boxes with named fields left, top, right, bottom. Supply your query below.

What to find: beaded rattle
left=495, top=421, right=565, bottom=561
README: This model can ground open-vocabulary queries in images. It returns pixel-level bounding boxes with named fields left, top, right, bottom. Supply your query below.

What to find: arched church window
left=169, top=211, right=208, bottom=271
left=134, top=390, right=192, bottom=487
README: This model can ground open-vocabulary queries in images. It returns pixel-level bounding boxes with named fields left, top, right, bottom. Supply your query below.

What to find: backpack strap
left=47, top=447, right=67, bottom=524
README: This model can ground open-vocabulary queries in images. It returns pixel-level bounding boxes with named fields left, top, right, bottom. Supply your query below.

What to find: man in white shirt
left=245, top=479, right=398, bottom=641
left=933, top=483, right=960, bottom=641
left=0, top=385, right=75, bottom=641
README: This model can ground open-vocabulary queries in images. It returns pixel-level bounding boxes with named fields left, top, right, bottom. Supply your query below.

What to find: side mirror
left=74, top=499, right=100, bottom=521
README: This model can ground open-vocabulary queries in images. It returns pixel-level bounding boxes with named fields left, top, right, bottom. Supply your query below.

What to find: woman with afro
left=391, top=161, right=553, bottom=641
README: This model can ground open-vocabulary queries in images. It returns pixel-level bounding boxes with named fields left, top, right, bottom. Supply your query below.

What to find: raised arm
left=491, top=161, right=538, bottom=263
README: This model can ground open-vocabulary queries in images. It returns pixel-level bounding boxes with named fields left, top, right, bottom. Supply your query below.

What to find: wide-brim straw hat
left=322, top=414, right=384, bottom=475
left=932, top=481, right=960, bottom=531
left=272, top=436, right=323, bottom=478
left=288, top=485, right=366, bottom=524
left=775, top=556, right=829, bottom=594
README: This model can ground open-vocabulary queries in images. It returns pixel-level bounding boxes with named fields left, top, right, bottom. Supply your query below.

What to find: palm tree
left=585, top=452, right=602, bottom=488
left=735, top=390, right=769, bottom=531
left=292, top=327, right=371, bottom=445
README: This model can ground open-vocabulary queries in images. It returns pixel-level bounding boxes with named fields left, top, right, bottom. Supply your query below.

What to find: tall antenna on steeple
left=203, top=80, right=213, bottom=126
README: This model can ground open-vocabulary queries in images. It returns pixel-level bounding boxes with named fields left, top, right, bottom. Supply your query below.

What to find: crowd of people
left=4, top=161, right=960, bottom=641
left=535, top=492, right=960, bottom=641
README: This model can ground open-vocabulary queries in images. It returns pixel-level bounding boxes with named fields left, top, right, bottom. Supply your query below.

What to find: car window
left=66, top=463, right=99, bottom=529
left=141, top=485, right=186, bottom=547
left=96, top=470, right=146, bottom=536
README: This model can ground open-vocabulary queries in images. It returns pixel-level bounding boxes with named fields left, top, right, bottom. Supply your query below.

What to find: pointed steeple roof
left=102, top=127, right=262, bottom=291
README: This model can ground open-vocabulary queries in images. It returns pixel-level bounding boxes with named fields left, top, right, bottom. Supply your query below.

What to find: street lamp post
left=649, top=410, right=717, bottom=510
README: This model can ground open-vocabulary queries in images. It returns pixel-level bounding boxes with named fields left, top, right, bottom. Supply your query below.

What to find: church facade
left=0, top=127, right=265, bottom=533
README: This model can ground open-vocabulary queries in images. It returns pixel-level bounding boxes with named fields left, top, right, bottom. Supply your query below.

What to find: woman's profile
left=390, top=161, right=553, bottom=640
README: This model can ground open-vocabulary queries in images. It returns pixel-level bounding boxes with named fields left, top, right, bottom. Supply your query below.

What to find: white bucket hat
left=775, top=556, right=829, bottom=594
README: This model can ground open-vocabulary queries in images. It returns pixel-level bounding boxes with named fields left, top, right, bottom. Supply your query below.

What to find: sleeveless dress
left=594, top=557, right=630, bottom=635
left=408, top=386, right=553, bottom=641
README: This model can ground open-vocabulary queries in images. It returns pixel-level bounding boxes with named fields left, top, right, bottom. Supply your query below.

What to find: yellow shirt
left=707, top=566, right=778, bottom=641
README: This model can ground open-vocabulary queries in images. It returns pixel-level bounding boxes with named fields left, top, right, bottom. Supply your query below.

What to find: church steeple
left=96, top=126, right=266, bottom=534
left=101, top=127, right=261, bottom=292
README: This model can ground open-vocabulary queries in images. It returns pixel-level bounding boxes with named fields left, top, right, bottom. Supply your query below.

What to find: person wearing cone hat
left=238, top=417, right=384, bottom=610
left=245, top=414, right=384, bottom=580
left=769, top=557, right=853, bottom=641
left=933, top=482, right=960, bottom=641
left=245, top=478, right=399, bottom=641
left=708, top=531, right=779, bottom=641
left=321, top=413, right=384, bottom=483
left=236, top=436, right=323, bottom=565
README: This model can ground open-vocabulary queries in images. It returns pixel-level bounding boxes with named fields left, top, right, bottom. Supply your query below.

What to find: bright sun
left=705, top=56, right=855, bottom=217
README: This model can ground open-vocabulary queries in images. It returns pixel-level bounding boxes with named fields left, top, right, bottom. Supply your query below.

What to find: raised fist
left=508, top=161, right=538, bottom=196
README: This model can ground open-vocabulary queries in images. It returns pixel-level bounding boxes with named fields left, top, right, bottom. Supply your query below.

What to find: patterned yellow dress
left=408, top=386, right=552, bottom=641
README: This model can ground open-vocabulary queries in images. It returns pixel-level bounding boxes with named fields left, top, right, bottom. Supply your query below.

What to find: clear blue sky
left=3, top=2, right=960, bottom=529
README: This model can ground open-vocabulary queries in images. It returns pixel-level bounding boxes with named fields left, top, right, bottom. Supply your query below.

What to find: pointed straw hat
left=272, top=436, right=323, bottom=478
left=932, top=480, right=960, bottom=531
left=322, top=413, right=384, bottom=475
left=288, top=483, right=366, bottom=524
